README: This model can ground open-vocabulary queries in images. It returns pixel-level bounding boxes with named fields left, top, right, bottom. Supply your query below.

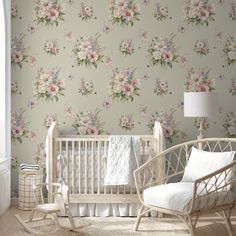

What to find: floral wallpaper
left=11, top=0, right=236, bottom=196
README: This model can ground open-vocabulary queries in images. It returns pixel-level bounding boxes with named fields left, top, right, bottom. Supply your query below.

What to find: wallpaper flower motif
left=109, top=67, right=140, bottom=102
left=119, top=114, right=135, bottom=131
left=194, top=39, right=209, bottom=55
left=11, top=5, right=18, bottom=19
left=109, top=0, right=140, bottom=26
left=154, top=2, right=169, bottom=21
left=229, top=2, right=236, bottom=20
left=11, top=34, right=29, bottom=68
left=194, top=118, right=209, bottom=130
left=11, top=81, right=18, bottom=94
left=72, top=109, right=104, bottom=135
left=119, top=39, right=134, bottom=56
left=43, top=114, right=57, bottom=128
left=79, top=2, right=94, bottom=21
left=33, top=0, right=65, bottom=26
left=147, top=109, right=178, bottom=143
left=34, top=143, right=46, bottom=169
left=184, top=0, right=216, bottom=26
left=223, top=36, right=236, bottom=66
left=78, top=79, right=94, bottom=96
left=148, top=34, right=178, bottom=68
left=223, top=112, right=236, bottom=138
left=72, top=35, right=104, bottom=68
left=34, top=68, right=65, bottom=102
left=11, top=110, right=30, bottom=143
left=229, top=79, right=236, bottom=96
left=44, top=40, right=59, bottom=55
left=153, top=79, right=169, bottom=96
left=185, top=68, right=215, bottom=92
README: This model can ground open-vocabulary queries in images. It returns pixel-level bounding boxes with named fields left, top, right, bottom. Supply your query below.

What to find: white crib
left=46, top=122, right=165, bottom=216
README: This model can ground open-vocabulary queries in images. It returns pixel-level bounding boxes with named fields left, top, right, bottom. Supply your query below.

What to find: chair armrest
left=188, top=161, right=236, bottom=213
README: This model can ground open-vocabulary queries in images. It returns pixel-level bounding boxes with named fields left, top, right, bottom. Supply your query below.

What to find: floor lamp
left=184, top=92, right=219, bottom=140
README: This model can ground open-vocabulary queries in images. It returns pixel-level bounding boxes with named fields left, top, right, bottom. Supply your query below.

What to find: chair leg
left=222, top=209, right=234, bottom=236
left=134, top=204, right=145, bottom=231
left=67, top=209, right=76, bottom=229
left=50, top=213, right=61, bottom=231
left=179, top=215, right=197, bottom=236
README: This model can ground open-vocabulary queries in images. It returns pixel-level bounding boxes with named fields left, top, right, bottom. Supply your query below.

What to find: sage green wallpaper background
left=11, top=0, right=236, bottom=196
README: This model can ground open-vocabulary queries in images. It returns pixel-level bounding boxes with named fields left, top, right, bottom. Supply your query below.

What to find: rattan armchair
left=134, top=138, right=236, bottom=236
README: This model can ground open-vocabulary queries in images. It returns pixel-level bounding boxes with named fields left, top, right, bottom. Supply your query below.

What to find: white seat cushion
left=182, top=147, right=235, bottom=184
left=143, top=182, right=234, bottom=213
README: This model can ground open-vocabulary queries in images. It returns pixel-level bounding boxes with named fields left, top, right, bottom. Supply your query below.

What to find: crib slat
left=104, top=141, right=107, bottom=194
left=91, top=141, right=94, bottom=194
left=97, top=141, right=100, bottom=194
left=78, top=141, right=81, bottom=194
left=72, top=141, right=75, bottom=194
left=85, top=141, right=88, bottom=194
left=66, top=141, right=69, bottom=187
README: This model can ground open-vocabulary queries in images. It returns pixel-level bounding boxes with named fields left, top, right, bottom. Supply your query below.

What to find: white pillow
left=182, top=147, right=235, bottom=184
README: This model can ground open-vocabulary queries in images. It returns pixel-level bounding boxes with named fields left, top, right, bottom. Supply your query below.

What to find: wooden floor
left=1, top=207, right=236, bottom=236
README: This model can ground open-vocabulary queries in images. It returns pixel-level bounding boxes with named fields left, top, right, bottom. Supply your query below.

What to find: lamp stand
left=198, top=118, right=204, bottom=150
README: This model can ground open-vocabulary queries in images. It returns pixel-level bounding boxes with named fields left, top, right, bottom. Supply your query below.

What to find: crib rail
left=47, top=122, right=164, bottom=204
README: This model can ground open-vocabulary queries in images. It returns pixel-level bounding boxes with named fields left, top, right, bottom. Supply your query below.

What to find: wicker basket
left=18, top=169, right=43, bottom=210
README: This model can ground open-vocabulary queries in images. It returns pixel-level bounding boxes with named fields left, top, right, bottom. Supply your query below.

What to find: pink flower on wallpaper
left=33, top=0, right=65, bottom=26
left=28, top=99, right=38, bottom=109
left=119, top=114, right=135, bottom=131
left=185, top=68, right=215, bottom=92
left=109, top=0, right=141, bottom=27
left=139, top=30, right=148, bottom=42
left=65, top=31, right=73, bottom=42
left=178, top=23, right=188, bottom=34
left=34, top=68, right=65, bottom=101
left=44, top=40, right=59, bottom=55
left=27, top=24, right=37, bottom=34
left=194, top=39, right=209, bottom=55
left=104, top=57, right=113, bottom=66
left=154, top=2, right=169, bottom=21
left=148, top=34, right=179, bottom=68
left=103, top=98, right=113, bottom=109
left=218, top=0, right=224, bottom=5
left=64, top=104, right=75, bottom=118
left=178, top=56, right=188, bottom=67
left=223, top=112, right=236, bottom=138
left=184, top=0, right=216, bottom=26
left=11, top=34, right=29, bottom=68
left=79, top=2, right=94, bottom=21
left=72, top=34, right=104, bottom=68
left=78, top=79, right=94, bottom=96
left=141, top=73, right=149, bottom=81
left=119, top=39, right=134, bottom=55
left=29, top=56, right=37, bottom=66
left=153, top=79, right=169, bottom=96
left=147, top=109, right=178, bottom=143
left=229, top=3, right=236, bottom=20
left=223, top=36, right=236, bottom=66
left=215, top=31, right=224, bottom=41
left=11, top=109, right=30, bottom=143
left=109, top=68, right=140, bottom=102
left=139, top=104, right=148, bottom=118
left=72, top=109, right=104, bottom=135
left=141, top=0, right=150, bottom=6
left=44, top=114, right=57, bottom=128
left=34, top=143, right=47, bottom=169
left=103, top=22, right=114, bottom=33
left=28, top=131, right=38, bottom=142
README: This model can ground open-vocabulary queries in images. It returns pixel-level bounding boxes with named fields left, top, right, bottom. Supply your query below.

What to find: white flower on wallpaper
left=33, top=0, right=65, bottom=26
left=229, top=2, right=236, bottom=20
left=223, top=112, right=236, bottom=138
left=72, top=35, right=104, bottom=68
left=119, top=114, right=134, bottom=131
left=11, top=81, right=18, bottom=94
left=11, top=5, right=18, bottom=19
left=194, top=118, right=209, bottom=131
left=72, top=109, right=104, bottom=135
left=109, top=68, right=140, bottom=102
left=119, top=39, right=134, bottom=55
left=153, top=79, right=169, bottom=96
left=147, top=109, right=179, bottom=143
left=34, top=143, right=46, bottom=169
left=79, top=2, right=94, bottom=21
left=194, top=39, right=209, bottom=55
left=154, top=2, right=169, bottom=21
left=11, top=34, right=29, bottom=68
left=185, top=68, right=215, bottom=92
left=11, top=109, right=30, bottom=143
left=229, top=79, right=236, bottom=95
left=109, top=0, right=141, bottom=27
left=43, top=114, right=57, bottom=128
left=223, top=36, right=236, bottom=66
left=78, top=79, right=94, bottom=96
left=184, top=0, right=216, bottom=26
left=148, top=34, right=179, bottom=68
left=34, top=68, right=65, bottom=101
left=44, top=40, right=59, bottom=55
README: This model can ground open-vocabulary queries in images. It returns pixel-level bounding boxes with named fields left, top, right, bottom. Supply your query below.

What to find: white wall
left=0, top=0, right=11, bottom=216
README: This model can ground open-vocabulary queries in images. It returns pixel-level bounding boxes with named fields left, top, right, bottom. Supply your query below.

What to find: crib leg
left=134, top=205, right=145, bottom=231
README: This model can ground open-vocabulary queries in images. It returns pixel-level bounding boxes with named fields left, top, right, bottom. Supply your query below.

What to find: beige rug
left=1, top=208, right=235, bottom=236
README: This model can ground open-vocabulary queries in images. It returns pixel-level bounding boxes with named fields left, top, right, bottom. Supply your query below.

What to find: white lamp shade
left=184, top=92, right=218, bottom=117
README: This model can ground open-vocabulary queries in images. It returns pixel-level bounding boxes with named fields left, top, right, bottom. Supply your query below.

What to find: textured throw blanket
left=104, top=136, right=140, bottom=186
